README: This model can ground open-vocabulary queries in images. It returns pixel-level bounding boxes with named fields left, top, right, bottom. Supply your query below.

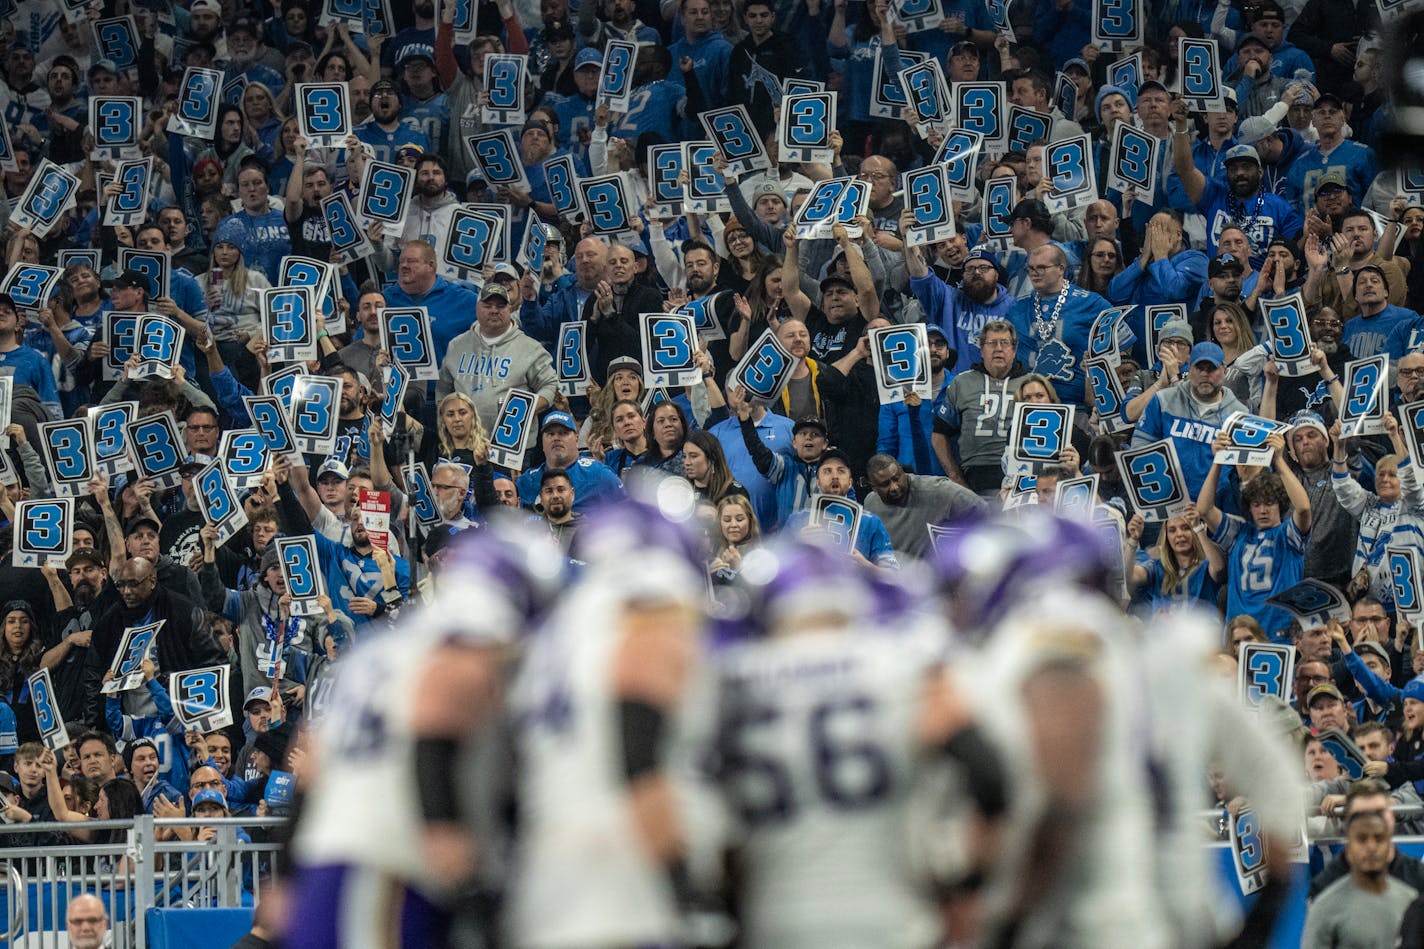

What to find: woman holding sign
left=0, top=600, right=50, bottom=744
left=1328, top=417, right=1424, bottom=609
left=196, top=225, right=271, bottom=393
left=1125, top=509, right=1226, bottom=615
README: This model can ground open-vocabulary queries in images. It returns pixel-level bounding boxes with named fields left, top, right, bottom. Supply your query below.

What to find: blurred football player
left=284, top=523, right=564, bottom=948
left=505, top=503, right=710, bottom=948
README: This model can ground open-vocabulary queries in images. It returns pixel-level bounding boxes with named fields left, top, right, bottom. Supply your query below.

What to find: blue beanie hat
left=1095, top=84, right=1134, bottom=117
left=1404, top=676, right=1424, bottom=704
left=212, top=219, right=246, bottom=250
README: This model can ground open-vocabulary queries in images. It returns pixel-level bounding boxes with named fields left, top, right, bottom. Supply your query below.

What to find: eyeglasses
left=432, top=483, right=466, bottom=492
left=1026, top=264, right=1062, bottom=273
left=727, top=231, right=751, bottom=241
left=860, top=171, right=894, bottom=181
left=187, top=423, right=217, bottom=431
left=1400, top=368, right=1424, bottom=377
left=1295, top=673, right=1330, bottom=685
left=963, top=265, right=996, bottom=276
left=113, top=578, right=150, bottom=590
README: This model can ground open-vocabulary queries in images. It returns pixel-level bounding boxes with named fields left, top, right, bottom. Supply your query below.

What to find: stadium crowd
left=2, top=0, right=1424, bottom=942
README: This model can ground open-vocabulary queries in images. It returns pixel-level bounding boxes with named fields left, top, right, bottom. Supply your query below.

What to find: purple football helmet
left=929, top=508, right=1119, bottom=635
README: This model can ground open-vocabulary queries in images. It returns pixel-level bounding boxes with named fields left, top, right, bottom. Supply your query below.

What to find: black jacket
left=580, top=283, right=667, bottom=384
left=85, top=586, right=225, bottom=727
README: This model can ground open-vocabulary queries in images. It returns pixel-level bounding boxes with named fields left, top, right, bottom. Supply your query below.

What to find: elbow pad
left=618, top=699, right=666, bottom=783
left=941, top=725, right=1009, bottom=819
left=414, top=737, right=463, bottom=824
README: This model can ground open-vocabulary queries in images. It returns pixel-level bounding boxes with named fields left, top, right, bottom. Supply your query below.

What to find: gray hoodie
left=436, top=323, right=559, bottom=430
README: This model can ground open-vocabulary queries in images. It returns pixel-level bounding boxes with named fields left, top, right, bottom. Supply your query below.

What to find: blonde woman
left=999, top=374, right=1092, bottom=491
left=1212, top=301, right=1268, bottom=409
left=1125, top=509, right=1226, bottom=615
left=709, top=494, right=760, bottom=583
left=196, top=221, right=270, bottom=390
left=420, top=392, right=492, bottom=470
left=583, top=356, right=645, bottom=451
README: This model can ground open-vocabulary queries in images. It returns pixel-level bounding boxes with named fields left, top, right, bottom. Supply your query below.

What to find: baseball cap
left=0, top=293, right=15, bottom=313
left=423, top=522, right=465, bottom=559
left=491, top=262, right=521, bottom=282
left=607, top=355, right=642, bottom=376
left=818, top=446, right=853, bottom=468
left=1223, top=87, right=1238, bottom=109
left=396, top=47, right=436, bottom=67
left=124, top=514, right=161, bottom=536
left=575, top=47, right=603, bottom=69
left=540, top=410, right=577, bottom=433
left=179, top=452, right=213, bottom=475
left=371, top=78, right=400, bottom=96
left=317, top=458, right=350, bottom=481
left=793, top=416, right=829, bottom=436
left=1356, top=641, right=1392, bottom=667
left=1313, top=91, right=1345, bottom=111
left=244, top=687, right=275, bottom=709
left=926, top=324, right=949, bottom=343
left=1306, top=683, right=1345, bottom=706
left=1063, top=57, right=1090, bottom=74
left=1236, top=33, right=1270, bottom=53
left=1252, top=0, right=1285, bottom=20
left=1188, top=341, right=1225, bottom=368
left=1136, top=79, right=1169, bottom=98
left=951, top=39, right=979, bottom=57
left=1208, top=253, right=1245, bottom=277
left=111, top=269, right=149, bottom=291
left=1314, top=169, right=1348, bottom=195
left=0, top=773, right=16, bottom=796
left=1236, top=114, right=1279, bottom=146
left=88, top=58, right=120, bottom=77
left=190, top=0, right=221, bottom=12
left=190, top=788, right=229, bottom=811
left=480, top=281, right=511, bottom=304
left=66, top=548, right=105, bottom=571
left=819, top=272, right=856, bottom=293
left=1159, top=318, right=1193, bottom=343
left=1222, top=144, right=1261, bottom=167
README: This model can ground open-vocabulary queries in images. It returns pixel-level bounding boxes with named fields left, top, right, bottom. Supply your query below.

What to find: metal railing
left=0, top=816, right=287, bottom=948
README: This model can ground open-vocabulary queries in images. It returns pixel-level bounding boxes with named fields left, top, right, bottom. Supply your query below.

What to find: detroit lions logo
left=1034, top=338, right=1076, bottom=383
left=1298, top=379, right=1333, bottom=409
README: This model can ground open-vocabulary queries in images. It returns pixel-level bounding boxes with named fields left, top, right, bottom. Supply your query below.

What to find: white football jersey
left=504, top=583, right=702, bottom=949
left=964, top=588, right=1171, bottom=949
left=708, top=619, right=948, bottom=949
left=293, top=585, right=516, bottom=893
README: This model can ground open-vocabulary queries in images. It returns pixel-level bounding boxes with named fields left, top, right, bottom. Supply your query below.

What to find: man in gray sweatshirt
left=436, top=282, right=558, bottom=431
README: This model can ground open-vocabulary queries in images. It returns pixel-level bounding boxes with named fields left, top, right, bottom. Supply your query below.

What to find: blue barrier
left=147, top=907, right=254, bottom=949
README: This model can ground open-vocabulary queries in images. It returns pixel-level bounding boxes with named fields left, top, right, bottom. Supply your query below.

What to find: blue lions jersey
left=1213, top=514, right=1308, bottom=638
left=354, top=117, right=432, bottom=166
